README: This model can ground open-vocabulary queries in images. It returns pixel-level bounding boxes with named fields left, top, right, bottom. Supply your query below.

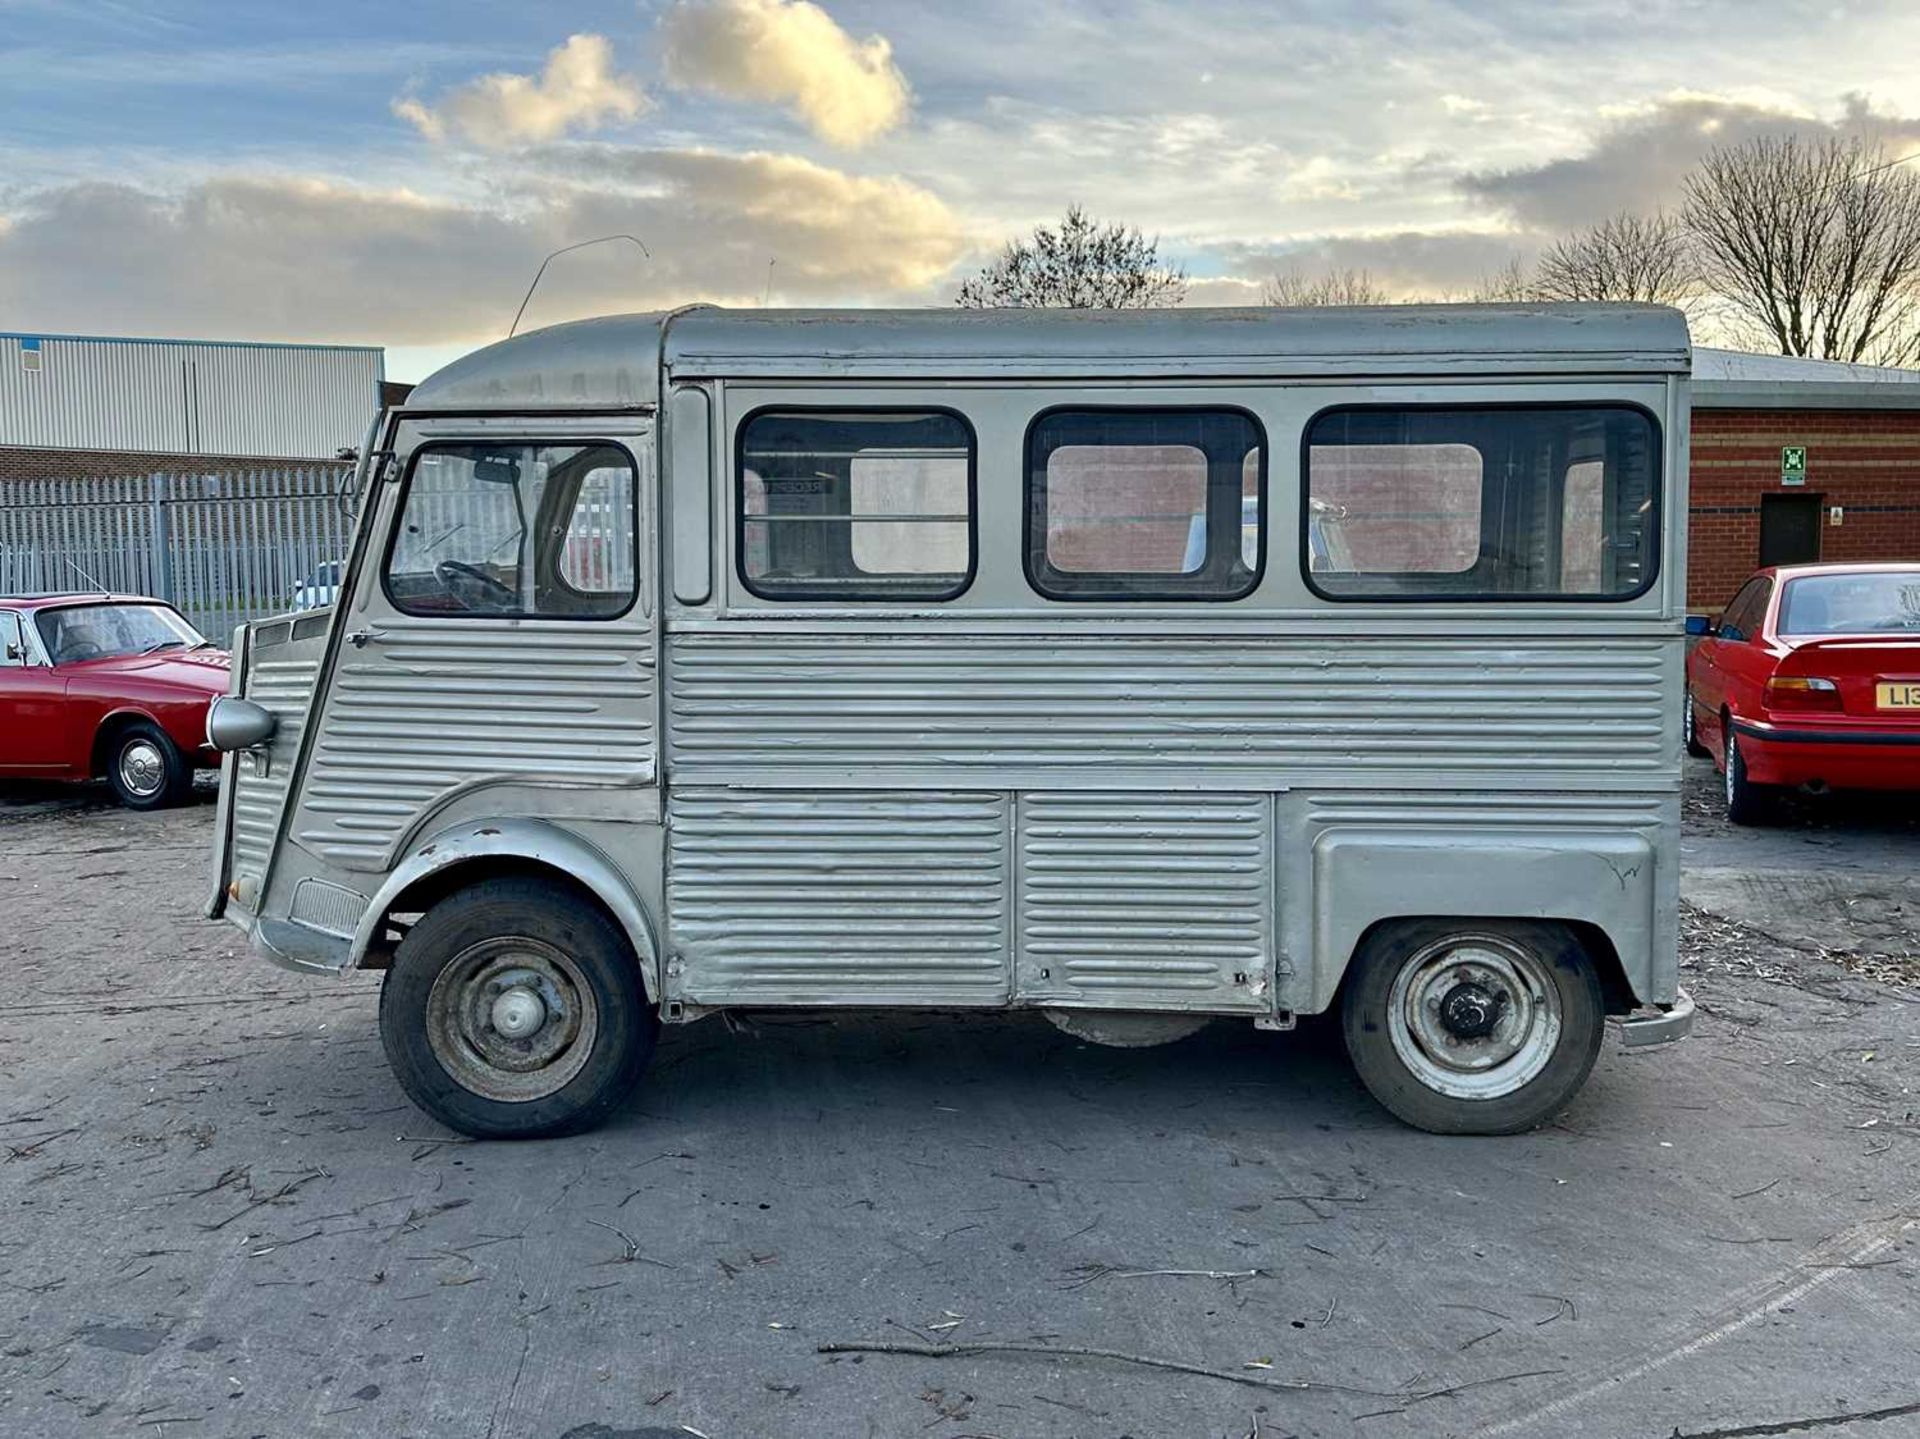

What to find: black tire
left=1722, top=725, right=1775, bottom=827
left=104, top=721, right=194, bottom=810
left=1341, top=919, right=1605, bottom=1136
left=1682, top=688, right=1709, bottom=757
left=379, top=876, right=656, bottom=1139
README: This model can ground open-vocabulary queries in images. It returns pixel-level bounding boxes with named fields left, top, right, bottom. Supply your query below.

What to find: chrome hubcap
left=1387, top=935, right=1562, bottom=1100
left=425, top=940, right=598, bottom=1103
left=1726, top=734, right=1737, bottom=806
left=118, top=739, right=165, bottom=798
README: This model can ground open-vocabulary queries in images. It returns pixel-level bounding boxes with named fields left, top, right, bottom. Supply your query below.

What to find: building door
left=1758, top=493, right=1821, bottom=568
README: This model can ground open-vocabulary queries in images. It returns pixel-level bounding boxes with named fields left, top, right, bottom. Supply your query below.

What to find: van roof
left=405, top=303, right=1692, bottom=413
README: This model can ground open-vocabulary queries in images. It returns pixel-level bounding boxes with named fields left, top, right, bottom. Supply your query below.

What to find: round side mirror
left=207, top=696, right=277, bottom=752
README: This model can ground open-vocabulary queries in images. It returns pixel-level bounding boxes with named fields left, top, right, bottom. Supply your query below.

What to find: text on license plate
left=1877, top=682, right=1920, bottom=708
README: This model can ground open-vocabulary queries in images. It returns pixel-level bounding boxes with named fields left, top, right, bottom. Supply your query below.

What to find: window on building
left=384, top=441, right=637, bottom=619
left=1026, top=409, right=1264, bottom=601
left=739, top=411, right=974, bottom=601
left=1304, top=405, right=1659, bottom=600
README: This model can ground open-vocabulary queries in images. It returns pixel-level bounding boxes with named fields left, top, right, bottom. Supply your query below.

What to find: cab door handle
left=345, top=627, right=387, bottom=649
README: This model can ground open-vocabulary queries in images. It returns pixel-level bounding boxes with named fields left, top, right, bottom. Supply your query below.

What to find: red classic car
left=0, top=594, right=229, bottom=809
left=1685, top=563, right=1920, bottom=823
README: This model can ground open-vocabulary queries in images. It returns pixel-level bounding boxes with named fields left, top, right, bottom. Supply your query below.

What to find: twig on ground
left=817, top=1339, right=1405, bottom=1399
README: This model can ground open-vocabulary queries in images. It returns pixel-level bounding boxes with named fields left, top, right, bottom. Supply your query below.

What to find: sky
left=4, top=0, right=1920, bottom=381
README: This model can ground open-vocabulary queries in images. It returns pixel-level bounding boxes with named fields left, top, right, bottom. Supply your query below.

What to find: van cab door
left=288, top=416, right=658, bottom=876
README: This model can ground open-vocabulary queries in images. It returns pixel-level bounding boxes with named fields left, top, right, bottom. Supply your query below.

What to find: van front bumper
left=1618, top=988, right=1694, bottom=1048
left=249, top=916, right=353, bottom=976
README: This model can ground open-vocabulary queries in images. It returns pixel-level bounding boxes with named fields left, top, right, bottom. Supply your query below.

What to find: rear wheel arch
left=1334, top=915, right=1632, bottom=1016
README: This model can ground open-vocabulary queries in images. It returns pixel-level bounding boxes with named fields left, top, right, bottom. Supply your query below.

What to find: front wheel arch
left=352, top=824, right=661, bottom=1004
left=89, top=707, right=167, bottom=777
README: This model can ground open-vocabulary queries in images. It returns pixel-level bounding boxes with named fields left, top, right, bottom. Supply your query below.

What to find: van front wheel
left=1342, top=920, right=1603, bottom=1135
left=379, top=877, right=656, bottom=1139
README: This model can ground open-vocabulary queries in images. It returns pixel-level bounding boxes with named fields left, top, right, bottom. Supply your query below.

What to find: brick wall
left=1688, top=408, right=1920, bottom=611
left=0, top=445, right=339, bottom=485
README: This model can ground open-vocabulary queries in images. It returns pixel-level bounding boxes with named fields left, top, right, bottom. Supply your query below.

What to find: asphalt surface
left=0, top=764, right=1917, bottom=1439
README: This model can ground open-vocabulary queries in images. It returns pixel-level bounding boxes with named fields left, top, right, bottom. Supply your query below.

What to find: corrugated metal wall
left=0, top=333, right=382, bottom=459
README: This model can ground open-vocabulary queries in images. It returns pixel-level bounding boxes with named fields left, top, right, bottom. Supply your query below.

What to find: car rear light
left=1764, top=676, right=1842, bottom=711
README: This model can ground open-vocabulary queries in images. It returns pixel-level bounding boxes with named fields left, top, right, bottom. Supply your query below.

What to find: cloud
left=1460, top=92, right=1920, bottom=230
left=660, top=0, right=910, bottom=147
left=1204, top=229, right=1538, bottom=300
left=0, top=152, right=966, bottom=347
left=395, top=34, right=648, bottom=149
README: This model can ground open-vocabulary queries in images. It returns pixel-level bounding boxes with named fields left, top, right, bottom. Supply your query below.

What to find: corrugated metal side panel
left=1017, top=792, right=1270, bottom=1010
left=666, top=634, right=1668, bottom=776
left=296, top=619, right=656, bottom=865
left=231, top=652, right=322, bottom=889
left=1303, top=790, right=1669, bottom=829
left=0, top=336, right=378, bottom=457
left=668, top=789, right=1010, bottom=1004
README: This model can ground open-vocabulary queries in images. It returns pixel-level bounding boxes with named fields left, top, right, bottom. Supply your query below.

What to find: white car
left=289, top=560, right=344, bottom=612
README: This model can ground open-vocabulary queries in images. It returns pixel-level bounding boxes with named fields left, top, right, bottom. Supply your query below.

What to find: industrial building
left=0, top=331, right=386, bottom=483
left=1688, top=347, right=1920, bottom=610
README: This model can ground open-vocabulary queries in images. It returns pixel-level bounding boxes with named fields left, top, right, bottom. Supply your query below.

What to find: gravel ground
left=1, top=764, right=1917, bottom=1439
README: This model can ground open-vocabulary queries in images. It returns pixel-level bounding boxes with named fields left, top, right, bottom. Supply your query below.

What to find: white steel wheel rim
left=425, top=938, right=599, bottom=1104
left=118, top=738, right=166, bottom=798
left=1386, top=935, right=1563, bottom=1101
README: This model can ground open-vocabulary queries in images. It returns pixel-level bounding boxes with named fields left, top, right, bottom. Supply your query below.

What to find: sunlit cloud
left=394, top=34, right=649, bottom=149
left=660, top=0, right=910, bottom=148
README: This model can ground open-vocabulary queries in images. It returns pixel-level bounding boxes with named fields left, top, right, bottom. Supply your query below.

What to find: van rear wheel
left=379, top=877, right=656, bottom=1139
left=1341, top=920, right=1604, bottom=1135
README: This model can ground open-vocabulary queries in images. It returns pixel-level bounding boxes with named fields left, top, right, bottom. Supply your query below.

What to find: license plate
left=1877, top=681, right=1920, bottom=709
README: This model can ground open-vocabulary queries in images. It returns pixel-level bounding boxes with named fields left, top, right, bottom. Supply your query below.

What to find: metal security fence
left=0, top=466, right=355, bottom=642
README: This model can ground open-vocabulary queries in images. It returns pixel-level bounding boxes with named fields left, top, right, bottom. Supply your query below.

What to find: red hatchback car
left=0, top=594, right=229, bottom=809
left=1686, top=563, right=1920, bottom=822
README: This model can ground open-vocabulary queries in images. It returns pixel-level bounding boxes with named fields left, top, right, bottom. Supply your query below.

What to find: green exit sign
left=1781, top=446, right=1807, bottom=485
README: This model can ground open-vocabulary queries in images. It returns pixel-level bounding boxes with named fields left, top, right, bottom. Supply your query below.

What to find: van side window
left=738, top=410, right=974, bottom=601
left=1025, top=409, right=1264, bottom=601
left=384, top=442, right=637, bottom=619
left=1303, top=405, right=1659, bottom=600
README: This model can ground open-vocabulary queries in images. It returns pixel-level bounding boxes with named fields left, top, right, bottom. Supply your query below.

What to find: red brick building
left=1690, top=348, right=1920, bottom=611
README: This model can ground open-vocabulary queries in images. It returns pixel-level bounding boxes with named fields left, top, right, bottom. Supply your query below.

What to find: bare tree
left=1534, top=212, right=1695, bottom=305
left=1683, top=134, right=1920, bottom=364
left=956, top=205, right=1187, bottom=309
left=1262, top=267, right=1389, bottom=306
left=1464, top=256, right=1536, bottom=303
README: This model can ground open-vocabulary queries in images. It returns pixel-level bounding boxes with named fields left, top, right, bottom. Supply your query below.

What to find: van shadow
left=620, top=1006, right=1392, bottom=1144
